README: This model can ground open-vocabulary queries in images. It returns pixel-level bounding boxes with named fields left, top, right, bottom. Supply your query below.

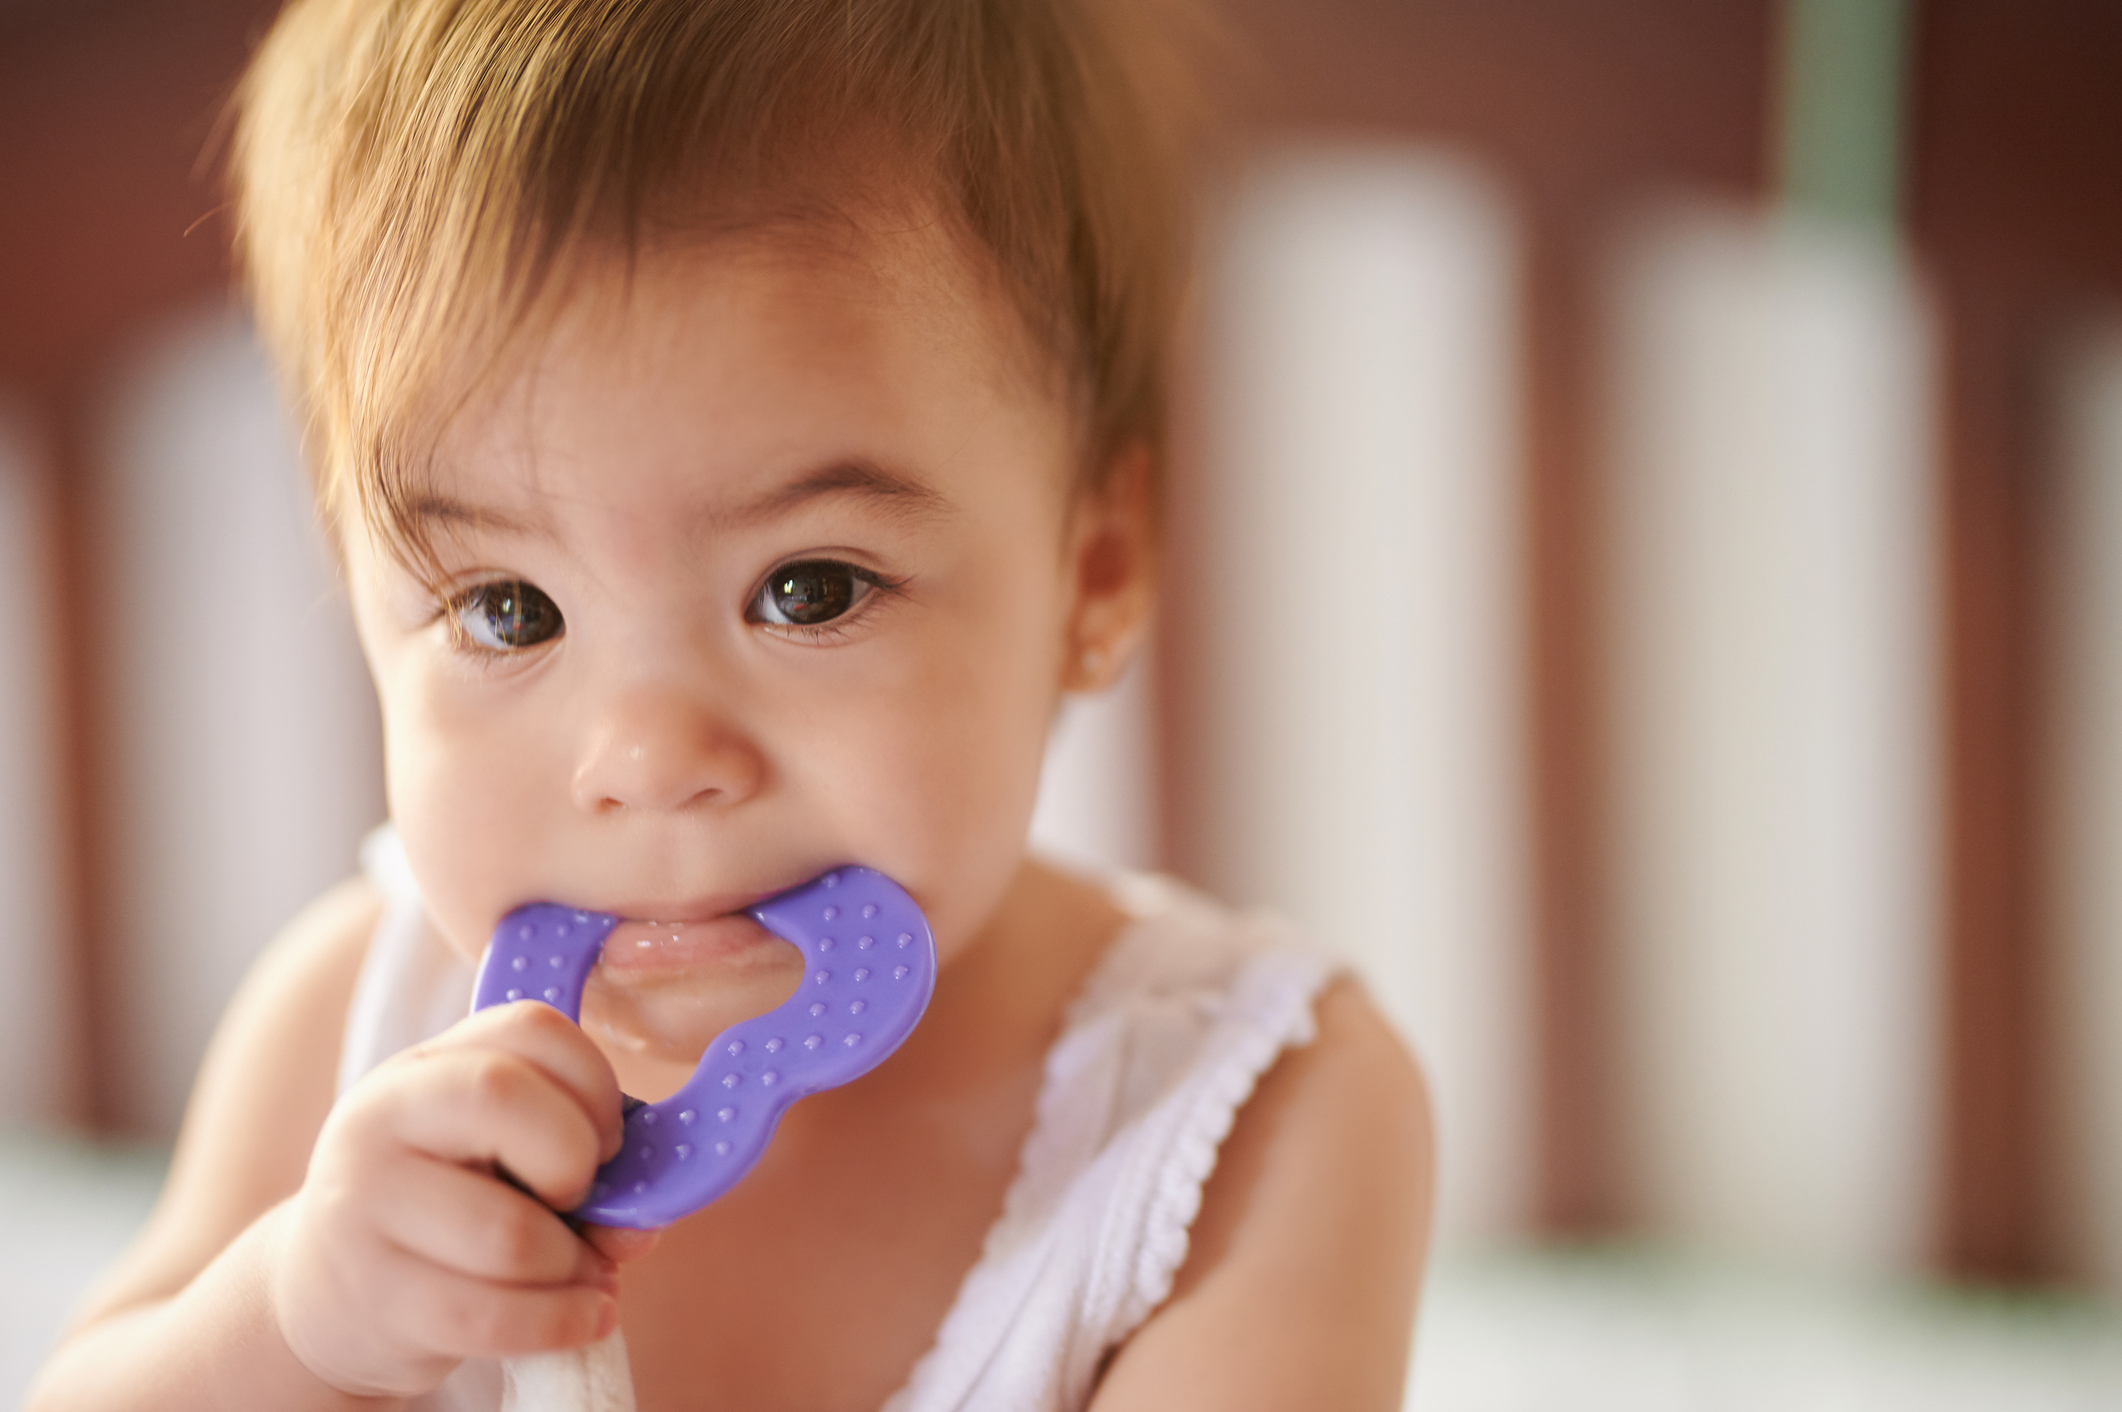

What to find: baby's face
left=346, top=216, right=1100, bottom=1088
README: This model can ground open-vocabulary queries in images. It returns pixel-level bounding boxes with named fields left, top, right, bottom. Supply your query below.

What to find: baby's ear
left=1062, top=442, right=1157, bottom=693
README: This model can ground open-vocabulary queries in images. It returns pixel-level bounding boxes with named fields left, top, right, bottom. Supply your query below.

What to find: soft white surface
left=0, top=1129, right=163, bottom=1408
left=10, top=1131, right=2121, bottom=1411
left=1408, top=1250, right=2122, bottom=1412
left=1605, top=208, right=1940, bottom=1274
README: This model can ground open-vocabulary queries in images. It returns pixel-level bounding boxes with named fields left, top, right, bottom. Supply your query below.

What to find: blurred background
left=5, top=0, right=2122, bottom=1405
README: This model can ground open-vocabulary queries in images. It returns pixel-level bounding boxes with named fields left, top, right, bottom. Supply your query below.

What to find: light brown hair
left=230, top=0, right=1206, bottom=557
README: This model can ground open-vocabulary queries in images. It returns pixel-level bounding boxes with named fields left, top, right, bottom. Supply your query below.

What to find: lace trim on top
left=880, top=872, right=1338, bottom=1412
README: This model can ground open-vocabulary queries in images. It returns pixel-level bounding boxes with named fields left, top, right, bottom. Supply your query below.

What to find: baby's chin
left=579, top=931, right=805, bottom=1101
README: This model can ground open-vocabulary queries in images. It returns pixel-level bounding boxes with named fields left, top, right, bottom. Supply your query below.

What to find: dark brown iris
left=465, top=580, right=562, bottom=647
left=767, top=563, right=857, bottom=625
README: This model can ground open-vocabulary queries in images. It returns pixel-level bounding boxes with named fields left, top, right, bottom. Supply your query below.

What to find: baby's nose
left=571, top=685, right=764, bottom=814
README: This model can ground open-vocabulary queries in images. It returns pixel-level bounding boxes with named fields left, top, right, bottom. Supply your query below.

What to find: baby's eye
left=750, top=560, right=879, bottom=629
left=452, top=580, right=564, bottom=651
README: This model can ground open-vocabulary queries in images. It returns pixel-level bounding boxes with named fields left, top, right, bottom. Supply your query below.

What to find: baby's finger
left=372, top=1155, right=612, bottom=1288
left=389, top=1046, right=606, bottom=1209
left=419, top=1003, right=628, bottom=1160
left=582, top=1223, right=662, bottom=1265
left=370, top=1240, right=617, bottom=1360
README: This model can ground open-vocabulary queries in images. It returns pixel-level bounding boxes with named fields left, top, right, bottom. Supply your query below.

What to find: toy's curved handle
left=470, top=867, right=936, bottom=1228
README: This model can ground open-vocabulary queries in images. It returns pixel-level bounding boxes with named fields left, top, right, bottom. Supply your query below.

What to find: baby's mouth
left=595, top=913, right=792, bottom=977
left=584, top=912, right=805, bottom=1091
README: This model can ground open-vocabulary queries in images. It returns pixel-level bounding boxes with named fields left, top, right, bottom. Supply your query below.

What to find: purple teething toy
left=470, top=867, right=936, bottom=1229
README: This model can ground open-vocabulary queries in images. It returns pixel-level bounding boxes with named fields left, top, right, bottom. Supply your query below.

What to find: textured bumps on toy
left=471, top=867, right=938, bottom=1227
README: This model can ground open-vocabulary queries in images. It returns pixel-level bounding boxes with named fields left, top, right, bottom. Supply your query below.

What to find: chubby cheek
left=379, top=671, right=560, bottom=963
left=808, top=609, right=1062, bottom=964
left=847, top=729, right=1037, bottom=958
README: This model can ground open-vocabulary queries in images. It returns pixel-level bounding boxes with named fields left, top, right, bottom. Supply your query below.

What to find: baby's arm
left=26, top=881, right=636, bottom=1411
left=1088, top=980, right=1433, bottom=1412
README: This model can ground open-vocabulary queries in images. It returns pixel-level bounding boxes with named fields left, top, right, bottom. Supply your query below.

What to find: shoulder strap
left=884, top=882, right=1341, bottom=1412
left=338, top=825, right=477, bottom=1096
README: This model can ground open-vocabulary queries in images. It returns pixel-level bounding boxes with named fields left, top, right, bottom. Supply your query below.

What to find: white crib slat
left=91, top=309, right=384, bottom=1138
left=2055, top=328, right=2122, bottom=1297
left=1186, top=147, right=1535, bottom=1245
left=0, top=403, right=68, bottom=1127
left=1605, top=208, right=1941, bottom=1274
left=1029, top=649, right=1161, bottom=876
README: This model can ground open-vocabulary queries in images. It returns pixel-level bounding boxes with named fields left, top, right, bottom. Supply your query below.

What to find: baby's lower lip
left=597, top=915, right=785, bottom=973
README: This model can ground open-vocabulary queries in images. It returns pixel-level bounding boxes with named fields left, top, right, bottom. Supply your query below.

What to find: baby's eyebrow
left=403, top=494, right=540, bottom=538
left=401, top=460, right=952, bottom=539
left=718, top=460, right=955, bottom=530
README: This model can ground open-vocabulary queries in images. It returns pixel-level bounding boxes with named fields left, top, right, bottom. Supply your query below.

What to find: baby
left=30, top=1, right=1430, bottom=1408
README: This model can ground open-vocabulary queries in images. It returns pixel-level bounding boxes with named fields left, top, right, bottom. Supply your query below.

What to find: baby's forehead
left=487, top=192, right=1068, bottom=428
left=662, top=198, right=1028, bottom=343
left=406, top=203, right=1078, bottom=540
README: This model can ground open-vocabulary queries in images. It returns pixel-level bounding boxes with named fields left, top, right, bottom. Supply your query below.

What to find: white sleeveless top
left=343, top=828, right=1340, bottom=1412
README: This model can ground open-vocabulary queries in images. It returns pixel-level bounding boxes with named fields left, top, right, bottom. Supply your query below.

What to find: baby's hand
left=269, top=1002, right=650, bottom=1398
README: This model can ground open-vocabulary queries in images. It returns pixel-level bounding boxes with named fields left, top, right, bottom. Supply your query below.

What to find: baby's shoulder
left=207, top=876, right=384, bottom=1107
left=169, top=874, right=383, bottom=1202
left=1087, top=934, right=1432, bottom=1410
